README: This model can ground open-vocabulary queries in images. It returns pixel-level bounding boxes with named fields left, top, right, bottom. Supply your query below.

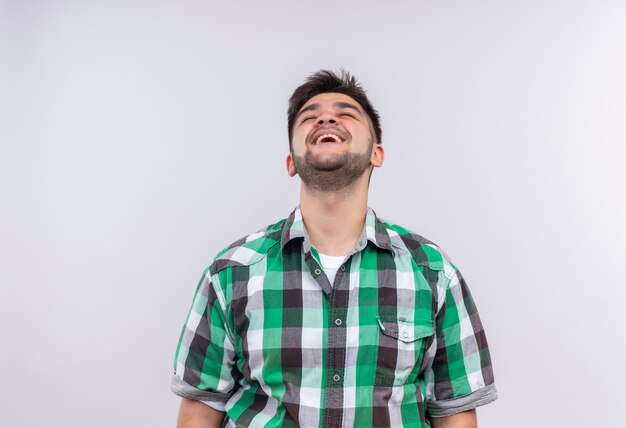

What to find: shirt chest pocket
left=374, top=315, right=433, bottom=387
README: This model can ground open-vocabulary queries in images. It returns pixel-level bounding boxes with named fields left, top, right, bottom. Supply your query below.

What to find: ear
left=369, top=144, right=385, bottom=168
left=286, top=153, right=298, bottom=177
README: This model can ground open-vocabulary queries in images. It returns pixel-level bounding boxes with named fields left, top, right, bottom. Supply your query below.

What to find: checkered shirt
left=171, top=207, right=497, bottom=427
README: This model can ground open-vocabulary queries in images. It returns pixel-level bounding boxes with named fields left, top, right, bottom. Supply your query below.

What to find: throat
left=300, top=198, right=367, bottom=256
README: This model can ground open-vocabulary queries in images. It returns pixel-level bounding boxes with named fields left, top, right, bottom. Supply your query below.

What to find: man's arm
left=430, top=409, right=477, bottom=428
left=176, top=398, right=225, bottom=428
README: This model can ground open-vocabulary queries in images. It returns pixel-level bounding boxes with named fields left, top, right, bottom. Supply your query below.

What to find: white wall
left=2, top=1, right=625, bottom=426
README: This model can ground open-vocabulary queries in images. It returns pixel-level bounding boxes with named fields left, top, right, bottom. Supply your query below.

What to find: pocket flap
left=376, top=316, right=433, bottom=343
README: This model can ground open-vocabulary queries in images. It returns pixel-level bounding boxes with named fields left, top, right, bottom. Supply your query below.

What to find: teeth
left=315, top=133, right=342, bottom=144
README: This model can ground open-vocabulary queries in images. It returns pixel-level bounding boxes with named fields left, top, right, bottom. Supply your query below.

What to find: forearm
left=430, top=409, right=477, bottom=428
left=177, top=398, right=225, bottom=428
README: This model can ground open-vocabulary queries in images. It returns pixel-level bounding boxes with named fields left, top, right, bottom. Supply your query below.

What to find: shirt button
left=333, top=374, right=341, bottom=382
left=340, top=265, right=345, bottom=271
left=335, top=318, right=342, bottom=326
left=402, top=331, right=409, bottom=338
left=314, top=269, right=321, bottom=275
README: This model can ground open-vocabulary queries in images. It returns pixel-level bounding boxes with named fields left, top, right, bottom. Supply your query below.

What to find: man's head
left=286, top=70, right=384, bottom=192
left=287, top=69, right=382, bottom=148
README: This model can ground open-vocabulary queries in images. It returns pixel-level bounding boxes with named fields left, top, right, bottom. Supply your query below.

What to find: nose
left=317, top=112, right=337, bottom=125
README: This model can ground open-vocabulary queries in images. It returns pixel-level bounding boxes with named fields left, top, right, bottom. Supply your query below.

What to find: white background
left=2, top=1, right=625, bottom=426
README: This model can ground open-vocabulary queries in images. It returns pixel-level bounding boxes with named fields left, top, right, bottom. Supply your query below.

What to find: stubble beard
left=292, top=143, right=373, bottom=192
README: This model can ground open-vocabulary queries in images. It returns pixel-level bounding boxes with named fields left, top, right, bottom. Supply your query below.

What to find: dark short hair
left=287, top=69, right=382, bottom=147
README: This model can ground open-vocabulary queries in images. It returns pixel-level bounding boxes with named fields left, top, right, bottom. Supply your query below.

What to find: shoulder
left=380, top=218, right=456, bottom=274
left=208, top=217, right=286, bottom=276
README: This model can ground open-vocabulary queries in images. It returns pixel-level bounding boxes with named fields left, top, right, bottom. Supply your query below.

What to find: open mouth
left=313, top=133, right=344, bottom=145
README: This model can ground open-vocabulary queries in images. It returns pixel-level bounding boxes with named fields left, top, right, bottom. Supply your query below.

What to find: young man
left=172, top=70, right=497, bottom=427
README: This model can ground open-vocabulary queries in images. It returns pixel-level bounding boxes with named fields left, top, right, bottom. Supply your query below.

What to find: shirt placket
left=305, top=245, right=357, bottom=428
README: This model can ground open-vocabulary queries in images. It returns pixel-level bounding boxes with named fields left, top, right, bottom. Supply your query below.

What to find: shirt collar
left=280, top=206, right=395, bottom=256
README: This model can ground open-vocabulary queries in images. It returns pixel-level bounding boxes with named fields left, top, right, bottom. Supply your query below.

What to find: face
left=286, top=93, right=384, bottom=191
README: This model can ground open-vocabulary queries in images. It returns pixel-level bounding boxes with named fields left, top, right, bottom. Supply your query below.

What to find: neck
left=299, top=174, right=369, bottom=256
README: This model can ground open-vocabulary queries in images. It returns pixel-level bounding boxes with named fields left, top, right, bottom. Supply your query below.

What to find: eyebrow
left=296, top=101, right=363, bottom=120
left=334, top=102, right=361, bottom=114
left=296, top=103, right=320, bottom=119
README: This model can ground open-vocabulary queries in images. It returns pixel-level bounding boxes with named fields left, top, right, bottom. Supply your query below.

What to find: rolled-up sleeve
left=424, top=266, right=497, bottom=417
left=171, top=268, right=238, bottom=411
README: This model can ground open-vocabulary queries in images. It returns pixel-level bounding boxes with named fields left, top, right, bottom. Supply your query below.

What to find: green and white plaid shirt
left=172, top=207, right=497, bottom=427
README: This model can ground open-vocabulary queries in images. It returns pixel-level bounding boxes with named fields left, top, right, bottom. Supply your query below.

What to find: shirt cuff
left=199, top=400, right=226, bottom=412
left=170, top=375, right=232, bottom=411
left=427, top=384, right=498, bottom=418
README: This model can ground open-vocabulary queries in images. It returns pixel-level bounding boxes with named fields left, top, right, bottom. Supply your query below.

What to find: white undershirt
left=318, top=253, right=347, bottom=286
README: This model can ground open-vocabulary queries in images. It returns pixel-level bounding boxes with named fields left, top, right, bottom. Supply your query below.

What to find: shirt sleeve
left=424, top=266, right=497, bottom=418
left=171, top=267, right=238, bottom=410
